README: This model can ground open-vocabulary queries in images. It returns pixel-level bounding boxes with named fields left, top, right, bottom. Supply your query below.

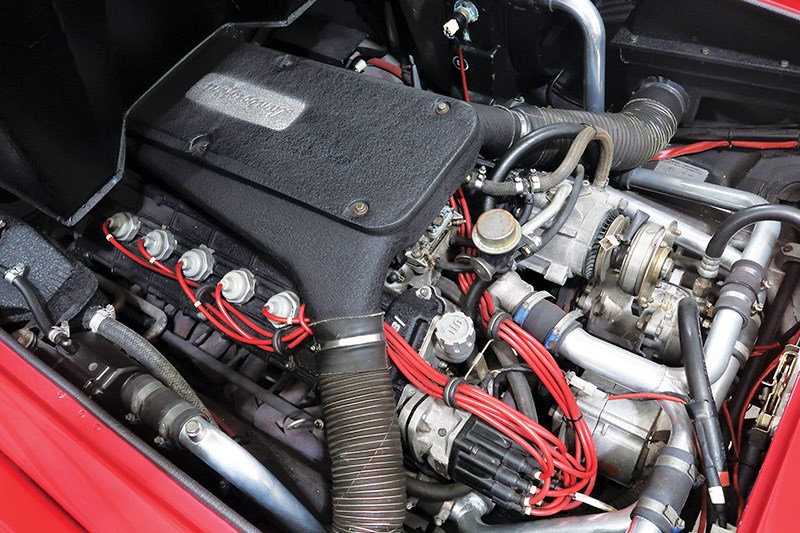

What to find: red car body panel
left=0, top=340, right=237, bottom=532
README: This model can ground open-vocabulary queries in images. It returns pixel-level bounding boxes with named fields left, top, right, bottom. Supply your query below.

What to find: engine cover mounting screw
left=352, top=201, right=369, bottom=216
left=435, top=102, right=450, bottom=115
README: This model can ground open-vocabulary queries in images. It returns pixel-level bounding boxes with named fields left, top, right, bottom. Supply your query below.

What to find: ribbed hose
left=318, top=369, right=406, bottom=532
left=92, top=315, right=216, bottom=424
left=475, top=78, right=689, bottom=171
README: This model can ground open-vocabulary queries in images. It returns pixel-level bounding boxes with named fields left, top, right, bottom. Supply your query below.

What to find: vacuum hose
left=314, top=314, right=406, bottom=532
left=475, top=78, right=689, bottom=171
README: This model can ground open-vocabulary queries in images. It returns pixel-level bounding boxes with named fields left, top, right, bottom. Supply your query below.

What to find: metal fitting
left=220, top=269, right=256, bottom=304
left=3, top=263, right=25, bottom=283
left=697, top=255, right=721, bottom=280
left=443, top=0, right=479, bottom=39
left=264, top=291, right=300, bottom=328
left=88, top=305, right=116, bottom=333
left=142, top=229, right=177, bottom=261
left=179, top=246, right=215, bottom=282
left=107, top=212, right=141, bottom=242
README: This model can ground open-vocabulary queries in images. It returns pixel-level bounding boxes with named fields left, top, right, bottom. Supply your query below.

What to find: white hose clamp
left=89, top=305, right=116, bottom=333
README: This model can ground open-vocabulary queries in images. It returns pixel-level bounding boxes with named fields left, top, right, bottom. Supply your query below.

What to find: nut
left=220, top=268, right=256, bottom=304
left=107, top=212, right=141, bottom=242
left=142, top=229, right=177, bottom=261
left=179, top=247, right=215, bottom=282
left=264, top=291, right=301, bottom=328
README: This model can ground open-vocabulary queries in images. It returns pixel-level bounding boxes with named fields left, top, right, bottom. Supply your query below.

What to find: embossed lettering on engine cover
left=186, top=73, right=305, bottom=131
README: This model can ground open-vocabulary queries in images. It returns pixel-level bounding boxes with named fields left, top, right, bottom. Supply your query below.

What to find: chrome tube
left=557, top=328, right=686, bottom=395
left=178, top=417, right=324, bottom=533
left=545, top=0, right=606, bottom=112
left=522, top=182, right=572, bottom=233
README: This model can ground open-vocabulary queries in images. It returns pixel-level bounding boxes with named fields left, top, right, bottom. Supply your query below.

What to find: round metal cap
left=434, top=312, right=476, bottom=363
left=472, top=209, right=522, bottom=255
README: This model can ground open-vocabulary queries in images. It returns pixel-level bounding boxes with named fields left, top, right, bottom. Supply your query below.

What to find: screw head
left=352, top=201, right=369, bottom=216
left=184, top=419, right=203, bottom=440
left=780, top=59, right=790, bottom=68
left=701, top=47, right=710, bottom=55
left=437, top=428, right=447, bottom=437
left=435, top=102, right=451, bottom=115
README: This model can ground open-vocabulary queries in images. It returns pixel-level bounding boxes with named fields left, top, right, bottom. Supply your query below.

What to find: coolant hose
left=314, top=314, right=406, bottom=532
left=678, top=298, right=727, bottom=524
left=491, top=341, right=538, bottom=421
left=86, top=308, right=216, bottom=424
left=475, top=78, right=689, bottom=171
left=406, top=477, right=472, bottom=501
left=705, top=203, right=800, bottom=261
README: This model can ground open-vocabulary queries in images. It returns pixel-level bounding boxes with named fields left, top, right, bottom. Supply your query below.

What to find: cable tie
left=148, top=256, right=157, bottom=264
left=561, top=414, right=583, bottom=425
left=193, top=300, right=202, bottom=308
left=105, top=233, right=113, bottom=241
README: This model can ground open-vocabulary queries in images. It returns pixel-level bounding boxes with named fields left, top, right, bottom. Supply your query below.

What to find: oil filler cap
left=434, top=311, right=476, bottom=364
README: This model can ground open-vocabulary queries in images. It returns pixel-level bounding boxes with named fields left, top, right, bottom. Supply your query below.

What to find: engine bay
left=2, top=1, right=800, bottom=531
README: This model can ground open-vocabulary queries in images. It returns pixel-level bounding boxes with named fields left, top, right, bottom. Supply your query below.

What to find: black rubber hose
left=462, top=277, right=493, bottom=323
left=314, top=315, right=406, bottom=532
left=706, top=204, right=800, bottom=260
left=435, top=257, right=473, bottom=273
left=491, top=341, right=538, bottom=422
left=483, top=123, right=586, bottom=212
left=160, top=330, right=284, bottom=410
left=729, top=262, right=800, bottom=420
left=475, top=78, right=689, bottom=171
left=90, top=314, right=216, bottom=424
left=679, top=298, right=727, bottom=525
left=405, top=477, right=472, bottom=501
left=479, top=180, right=524, bottom=197
left=7, top=274, right=55, bottom=333
left=532, top=165, right=585, bottom=253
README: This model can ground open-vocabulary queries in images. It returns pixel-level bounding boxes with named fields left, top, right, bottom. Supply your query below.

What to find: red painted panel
left=754, top=0, right=800, bottom=16
left=0, top=450, right=84, bottom=533
left=0, top=340, right=238, bottom=533
left=739, top=378, right=800, bottom=531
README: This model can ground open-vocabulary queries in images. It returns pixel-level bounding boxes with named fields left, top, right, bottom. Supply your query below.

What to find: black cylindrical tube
left=405, top=477, right=472, bottom=501
left=533, top=166, right=585, bottom=253
left=91, top=315, right=214, bottom=423
left=483, top=123, right=586, bottom=211
left=462, top=277, right=493, bottom=323
left=679, top=299, right=727, bottom=522
left=314, top=314, right=406, bottom=533
left=491, top=341, right=538, bottom=421
left=706, top=204, right=800, bottom=260
left=8, top=275, right=55, bottom=333
left=475, top=78, right=689, bottom=171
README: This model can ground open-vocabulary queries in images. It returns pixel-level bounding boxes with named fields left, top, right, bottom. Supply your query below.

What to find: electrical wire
left=366, top=58, right=404, bottom=81
left=653, top=140, right=799, bottom=161
left=385, top=319, right=597, bottom=515
left=457, top=46, right=470, bottom=102
left=607, top=393, right=687, bottom=405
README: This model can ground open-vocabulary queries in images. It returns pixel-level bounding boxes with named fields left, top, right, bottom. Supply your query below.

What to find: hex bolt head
left=179, top=247, right=215, bottom=282
left=107, top=212, right=141, bottom=242
left=220, top=268, right=256, bottom=304
left=142, top=229, right=177, bottom=261
left=184, top=418, right=205, bottom=442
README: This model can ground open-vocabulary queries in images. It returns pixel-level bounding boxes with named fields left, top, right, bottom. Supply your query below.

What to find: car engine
left=1, top=0, right=800, bottom=531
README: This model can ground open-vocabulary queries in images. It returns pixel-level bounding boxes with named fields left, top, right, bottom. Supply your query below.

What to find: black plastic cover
left=126, top=26, right=481, bottom=319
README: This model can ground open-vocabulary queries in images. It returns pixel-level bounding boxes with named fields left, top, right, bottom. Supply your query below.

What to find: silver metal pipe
left=558, top=328, right=687, bottom=395
left=453, top=500, right=633, bottom=533
left=522, top=182, right=572, bottom=234
left=545, top=0, right=606, bottom=112
left=178, top=417, right=325, bottom=533
left=621, top=168, right=781, bottom=268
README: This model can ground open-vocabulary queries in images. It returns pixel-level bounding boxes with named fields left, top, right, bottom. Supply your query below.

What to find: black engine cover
left=125, top=25, right=481, bottom=319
